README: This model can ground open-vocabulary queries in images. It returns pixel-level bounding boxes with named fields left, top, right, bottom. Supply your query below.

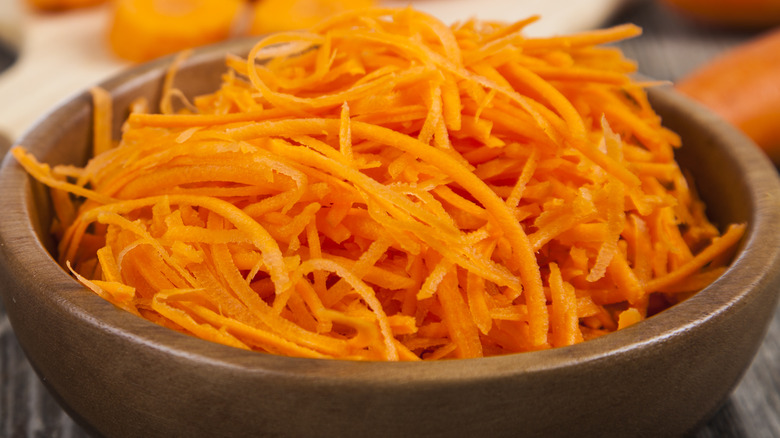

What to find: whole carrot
left=676, top=28, right=780, bottom=165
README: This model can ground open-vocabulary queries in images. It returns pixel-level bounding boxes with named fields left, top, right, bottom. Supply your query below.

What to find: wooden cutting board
left=0, top=0, right=626, bottom=144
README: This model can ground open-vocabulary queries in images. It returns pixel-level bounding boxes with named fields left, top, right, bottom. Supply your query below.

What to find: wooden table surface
left=1, top=0, right=779, bottom=436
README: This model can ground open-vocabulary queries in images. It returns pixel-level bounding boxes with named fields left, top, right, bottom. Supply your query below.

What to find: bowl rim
left=2, top=38, right=780, bottom=384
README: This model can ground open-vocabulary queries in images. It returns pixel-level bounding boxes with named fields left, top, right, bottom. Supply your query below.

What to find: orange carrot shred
left=14, top=8, right=744, bottom=360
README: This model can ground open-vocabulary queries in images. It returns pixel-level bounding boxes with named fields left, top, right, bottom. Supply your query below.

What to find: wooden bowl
left=1, top=40, right=779, bottom=438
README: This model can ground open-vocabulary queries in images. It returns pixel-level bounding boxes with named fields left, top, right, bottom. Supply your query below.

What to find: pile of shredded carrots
left=13, top=8, right=745, bottom=361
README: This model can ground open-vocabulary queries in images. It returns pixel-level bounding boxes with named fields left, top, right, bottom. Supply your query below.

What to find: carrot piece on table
left=108, top=0, right=244, bottom=62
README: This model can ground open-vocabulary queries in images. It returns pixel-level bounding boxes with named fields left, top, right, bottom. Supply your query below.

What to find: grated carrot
left=13, top=8, right=745, bottom=360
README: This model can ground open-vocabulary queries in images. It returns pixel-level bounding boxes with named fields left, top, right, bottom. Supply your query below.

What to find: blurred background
left=1, top=0, right=778, bottom=436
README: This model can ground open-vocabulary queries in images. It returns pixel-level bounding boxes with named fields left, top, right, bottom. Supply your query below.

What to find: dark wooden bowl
left=1, top=40, right=779, bottom=438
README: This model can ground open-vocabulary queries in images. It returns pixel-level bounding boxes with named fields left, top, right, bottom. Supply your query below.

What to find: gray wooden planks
left=1, top=299, right=84, bottom=437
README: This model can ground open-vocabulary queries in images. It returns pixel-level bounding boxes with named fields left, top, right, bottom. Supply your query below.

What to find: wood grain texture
left=0, top=0, right=778, bottom=437
left=1, top=299, right=83, bottom=437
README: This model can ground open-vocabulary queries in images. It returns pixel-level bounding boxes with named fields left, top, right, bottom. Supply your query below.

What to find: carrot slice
left=108, top=0, right=244, bottom=62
